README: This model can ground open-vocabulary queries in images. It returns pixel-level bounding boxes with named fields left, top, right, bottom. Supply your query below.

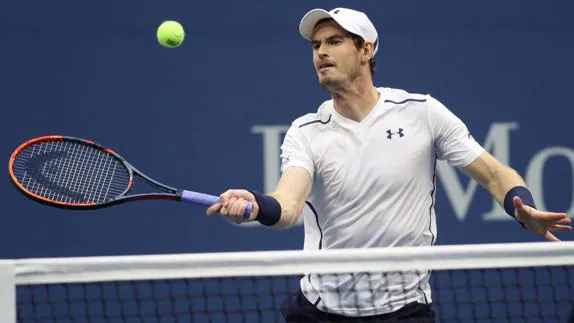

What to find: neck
left=330, top=80, right=380, bottom=122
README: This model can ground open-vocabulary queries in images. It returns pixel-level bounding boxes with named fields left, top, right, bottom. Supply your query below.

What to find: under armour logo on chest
left=386, top=128, right=405, bottom=139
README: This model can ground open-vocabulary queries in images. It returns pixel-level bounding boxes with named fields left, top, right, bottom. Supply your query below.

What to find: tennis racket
left=8, top=135, right=252, bottom=218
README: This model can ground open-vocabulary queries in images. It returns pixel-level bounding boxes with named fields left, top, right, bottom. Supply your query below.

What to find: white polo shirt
left=280, top=87, right=485, bottom=316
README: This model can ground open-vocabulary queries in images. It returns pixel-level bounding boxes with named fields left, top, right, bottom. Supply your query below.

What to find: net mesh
left=13, top=242, right=574, bottom=323
left=11, top=140, right=130, bottom=204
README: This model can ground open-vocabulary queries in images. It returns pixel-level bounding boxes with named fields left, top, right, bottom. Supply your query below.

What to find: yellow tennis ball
left=157, top=21, right=185, bottom=48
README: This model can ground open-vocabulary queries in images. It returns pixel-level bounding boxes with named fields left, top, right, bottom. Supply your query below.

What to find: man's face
left=311, top=20, right=362, bottom=89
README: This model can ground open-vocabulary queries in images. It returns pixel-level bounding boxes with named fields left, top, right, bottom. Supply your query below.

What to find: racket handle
left=180, top=190, right=252, bottom=219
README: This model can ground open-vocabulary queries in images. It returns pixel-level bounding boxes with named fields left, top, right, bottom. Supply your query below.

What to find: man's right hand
left=206, top=189, right=259, bottom=223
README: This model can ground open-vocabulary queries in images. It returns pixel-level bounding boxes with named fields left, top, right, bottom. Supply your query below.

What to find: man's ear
left=362, top=43, right=374, bottom=63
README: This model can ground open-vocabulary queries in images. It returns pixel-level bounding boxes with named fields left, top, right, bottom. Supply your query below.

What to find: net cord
left=11, top=241, right=574, bottom=286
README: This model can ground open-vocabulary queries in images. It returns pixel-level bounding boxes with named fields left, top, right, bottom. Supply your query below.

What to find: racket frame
left=9, top=135, right=185, bottom=210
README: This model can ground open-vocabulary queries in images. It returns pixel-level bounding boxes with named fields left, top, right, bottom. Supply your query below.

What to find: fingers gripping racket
left=8, top=136, right=252, bottom=218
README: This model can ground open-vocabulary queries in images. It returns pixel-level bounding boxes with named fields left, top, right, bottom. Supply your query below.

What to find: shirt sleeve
left=280, top=123, right=315, bottom=180
left=426, top=95, right=485, bottom=168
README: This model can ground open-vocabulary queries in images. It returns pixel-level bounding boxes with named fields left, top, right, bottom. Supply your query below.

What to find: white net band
left=5, top=241, right=574, bottom=322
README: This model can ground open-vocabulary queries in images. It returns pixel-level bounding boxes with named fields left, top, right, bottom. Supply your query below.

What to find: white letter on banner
left=525, top=147, right=574, bottom=216
left=251, top=125, right=289, bottom=193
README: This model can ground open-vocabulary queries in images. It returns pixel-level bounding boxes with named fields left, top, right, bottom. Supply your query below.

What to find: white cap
left=299, top=7, right=379, bottom=55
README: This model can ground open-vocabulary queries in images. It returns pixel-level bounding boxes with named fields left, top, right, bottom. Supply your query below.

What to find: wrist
left=249, top=190, right=281, bottom=226
left=503, top=186, right=536, bottom=228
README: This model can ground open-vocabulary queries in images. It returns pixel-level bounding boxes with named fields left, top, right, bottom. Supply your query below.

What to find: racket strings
left=11, top=141, right=130, bottom=204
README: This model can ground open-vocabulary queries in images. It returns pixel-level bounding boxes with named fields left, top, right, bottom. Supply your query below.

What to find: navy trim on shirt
left=299, top=115, right=332, bottom=128
left=384, top=98, right=427, bottom=105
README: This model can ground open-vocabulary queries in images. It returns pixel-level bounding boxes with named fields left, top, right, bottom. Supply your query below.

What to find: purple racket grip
left=180, top=190, right=252, bottom=219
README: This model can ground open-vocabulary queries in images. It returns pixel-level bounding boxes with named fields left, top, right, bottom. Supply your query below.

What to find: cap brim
left=299, top=9, right=332, bottom=40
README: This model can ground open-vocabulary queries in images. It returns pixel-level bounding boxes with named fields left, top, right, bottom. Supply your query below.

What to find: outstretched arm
left=462, top=151, right=571, bottom=241
left=206, top=166, right=312, bottom=229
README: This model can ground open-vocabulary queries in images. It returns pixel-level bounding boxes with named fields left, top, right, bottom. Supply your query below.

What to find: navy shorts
left=280, top=289, right=436, bottom=323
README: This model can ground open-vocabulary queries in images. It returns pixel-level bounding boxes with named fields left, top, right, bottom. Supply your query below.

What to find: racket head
left=9, top=135, right=134, bottom=209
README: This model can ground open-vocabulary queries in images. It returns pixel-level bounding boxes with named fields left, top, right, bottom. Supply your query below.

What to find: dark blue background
left=2, top=0, right=573, bottom=259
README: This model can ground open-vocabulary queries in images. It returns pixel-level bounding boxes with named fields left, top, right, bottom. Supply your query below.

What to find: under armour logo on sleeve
left=386, top=128, right=405, bottom=139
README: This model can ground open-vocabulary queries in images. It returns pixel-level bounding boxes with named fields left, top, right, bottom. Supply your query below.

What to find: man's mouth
left=319, top=62, right=336, bottom=70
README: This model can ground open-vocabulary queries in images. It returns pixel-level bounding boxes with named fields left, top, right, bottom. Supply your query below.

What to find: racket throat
left=175, top=189, right=184, bottom=201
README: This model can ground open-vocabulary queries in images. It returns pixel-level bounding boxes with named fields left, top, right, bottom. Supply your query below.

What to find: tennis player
left=206, top=7, right=571, bottom=322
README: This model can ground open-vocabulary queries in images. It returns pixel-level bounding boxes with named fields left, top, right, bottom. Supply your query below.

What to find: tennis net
left=5, top=241, right=574, bottom=322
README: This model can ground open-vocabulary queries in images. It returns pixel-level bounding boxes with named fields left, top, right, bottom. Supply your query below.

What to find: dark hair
left=314, top=18, right=377, bottom=75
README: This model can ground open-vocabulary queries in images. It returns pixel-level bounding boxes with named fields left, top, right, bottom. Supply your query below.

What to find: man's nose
left=317, top=44, right=328, bottom=58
